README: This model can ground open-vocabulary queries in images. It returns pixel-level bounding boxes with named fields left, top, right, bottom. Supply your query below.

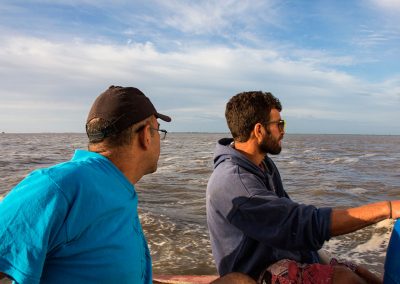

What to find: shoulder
left=4, top=168, right=71, bottom=210
left=42, top=156, right=113, bottom=198
left=208, top=159, right=267, bottom=198
left=4, top=157, right=99, bottom=208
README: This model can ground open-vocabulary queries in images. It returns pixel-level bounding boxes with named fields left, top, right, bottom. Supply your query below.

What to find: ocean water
left=1, top=133, right=400, bottom=277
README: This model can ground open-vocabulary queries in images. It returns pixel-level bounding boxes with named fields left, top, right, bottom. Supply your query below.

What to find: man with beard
left=206, top=91, right=399, bottom=283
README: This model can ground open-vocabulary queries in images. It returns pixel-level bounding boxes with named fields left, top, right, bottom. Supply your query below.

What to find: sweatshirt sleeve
left=228, top=172, right=332, bottom=251
left=0, top=171, right=69, bottom=284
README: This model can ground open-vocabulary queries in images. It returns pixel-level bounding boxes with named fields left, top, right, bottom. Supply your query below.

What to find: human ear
left=254, top=123, right=264, bottom=142
left=138, top=124, right=152, bottom=150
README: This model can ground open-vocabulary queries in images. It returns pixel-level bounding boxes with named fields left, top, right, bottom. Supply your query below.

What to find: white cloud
left=370, top=0, right=400, bottom=12
left=353, top=25, right=399, bottom=48
left=0, top=1, right=398, bottom=134
left=156, top=0, right=279, bottom=35
left=0, top=25, right=398, bottom=133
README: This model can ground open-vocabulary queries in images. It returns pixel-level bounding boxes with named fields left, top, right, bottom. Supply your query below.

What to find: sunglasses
left=265, top=119, right=285, bottom=131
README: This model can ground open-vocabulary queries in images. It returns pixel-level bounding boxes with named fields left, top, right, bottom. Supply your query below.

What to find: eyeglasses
left=265, top=119, right=285, bottom=131
left=136, top=123, right=168, bottom=140
left=150, top=126, right=168, bottom=140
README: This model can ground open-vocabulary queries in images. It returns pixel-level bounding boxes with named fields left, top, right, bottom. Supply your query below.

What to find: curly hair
left=225, top=91, right=282, bottom=142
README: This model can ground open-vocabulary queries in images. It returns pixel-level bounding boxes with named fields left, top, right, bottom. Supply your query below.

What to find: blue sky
left=0, top=0, right=399, bottom=134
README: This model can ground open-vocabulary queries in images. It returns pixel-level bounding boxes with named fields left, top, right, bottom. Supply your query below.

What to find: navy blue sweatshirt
left=206, top=138, right=332, bottom=279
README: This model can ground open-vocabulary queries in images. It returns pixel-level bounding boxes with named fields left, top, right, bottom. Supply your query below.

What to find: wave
left=347, top=187, right=368, bottom=194
left=1, top=133, right=400, bottom=275
left=329, top=157, right=360, bottom=164
left=322, top=219, right=394, bottom=275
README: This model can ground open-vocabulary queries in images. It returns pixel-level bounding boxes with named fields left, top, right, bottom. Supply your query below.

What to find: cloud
left=0, top=31, right=399, bottom=133
left=370, top=0, right=400, bottom=12
left=154, top=0, right=281, bottom=36
left=353, top=24, right=400, bottom=49
left=0, top=1, right=398, bottom=133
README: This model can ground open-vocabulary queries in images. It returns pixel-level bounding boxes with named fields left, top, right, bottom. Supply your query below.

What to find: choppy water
left=1, top=133, right=400, bottom=277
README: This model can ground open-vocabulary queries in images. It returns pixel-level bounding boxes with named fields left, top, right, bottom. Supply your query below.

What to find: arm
left=331, top=200, right=400, bottom=236
left=231, top=196, right=331, bottom=250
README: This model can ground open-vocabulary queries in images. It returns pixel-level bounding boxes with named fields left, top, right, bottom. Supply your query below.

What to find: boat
left=153, top=274, right=218, bottom=284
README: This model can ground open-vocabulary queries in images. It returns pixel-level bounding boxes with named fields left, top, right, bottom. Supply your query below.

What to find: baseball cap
left=86, top=85, right=171, bottom=142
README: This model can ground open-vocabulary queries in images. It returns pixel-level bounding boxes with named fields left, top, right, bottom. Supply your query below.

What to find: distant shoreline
left=1, top=132, right=400, bottom=136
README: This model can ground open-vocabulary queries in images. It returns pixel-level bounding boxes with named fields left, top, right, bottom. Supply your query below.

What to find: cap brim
left=156, top=113, right=171, bottom=122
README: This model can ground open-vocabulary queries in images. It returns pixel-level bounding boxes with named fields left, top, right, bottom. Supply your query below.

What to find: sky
left=0, top=0, right=399, bottom=134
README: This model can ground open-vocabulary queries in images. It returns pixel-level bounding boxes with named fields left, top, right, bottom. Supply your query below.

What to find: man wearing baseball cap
left=0, top=86, right=171, bottom=283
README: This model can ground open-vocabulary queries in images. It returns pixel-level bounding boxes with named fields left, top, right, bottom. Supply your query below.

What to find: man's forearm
left=330, top=200, right=399, bottom=236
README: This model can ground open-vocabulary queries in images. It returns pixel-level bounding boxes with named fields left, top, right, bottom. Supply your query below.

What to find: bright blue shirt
left=0, top=150, right=152, bottom=284
left=384, top=219, right=400, bottom=284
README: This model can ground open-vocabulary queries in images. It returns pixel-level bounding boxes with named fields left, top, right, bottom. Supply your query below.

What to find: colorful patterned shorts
left=257, top=258, right=356, bottom=284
